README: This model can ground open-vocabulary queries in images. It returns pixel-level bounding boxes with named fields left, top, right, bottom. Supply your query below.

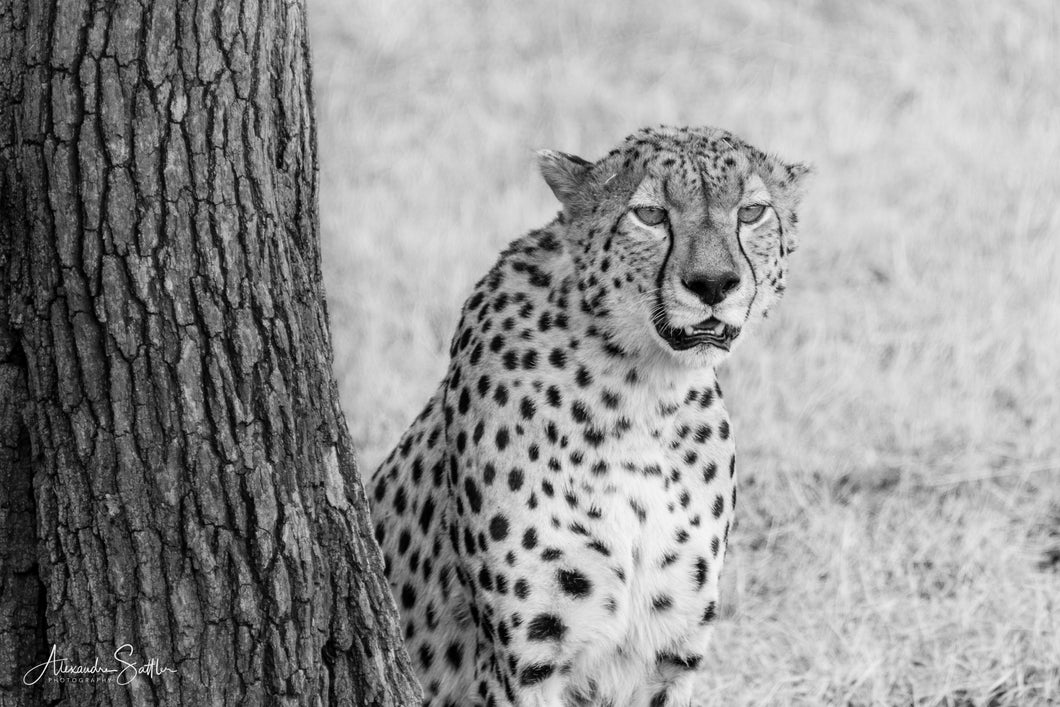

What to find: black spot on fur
left=571, top=401, right=591, bottom=424
left=587, top=539, right=610, bottom=556
left=575, top=366, right=593, bottom=387
left=418, top=644, right=433, bottom=671
left=445, top=642, right=463, bottom=670
left=393, top=485, right=407, bottom=514
left=489, top=515, right=510, bottom=541
left=693, top=557, right=708, bottom=589
left=556, top=568, right=592, bottom=598
left=520, top=662, right=555, bottom=686
left=400, top=583, right=416, bottom=609
left=522, top=527, right=537, bottom=549
left=478, top=565, right=493, bottom=591
left=464, top=478, right=483, bottom=513
left=483, top=388, right=506, bottom=414
left=419, top=497, right=435, bottom=533
left=527, top=613, right=567, bottom=641
left=584, top=427, right=605, bottom=447
left=514, top=578, right=530, bottom=599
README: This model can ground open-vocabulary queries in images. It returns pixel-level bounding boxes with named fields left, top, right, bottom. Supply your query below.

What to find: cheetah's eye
left=632, top=207, right=668, bottom=227
left=737, top=204, right=767, bottom=224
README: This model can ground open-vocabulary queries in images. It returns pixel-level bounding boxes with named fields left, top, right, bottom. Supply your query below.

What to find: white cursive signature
left=23, top=644, right=177, bottom=686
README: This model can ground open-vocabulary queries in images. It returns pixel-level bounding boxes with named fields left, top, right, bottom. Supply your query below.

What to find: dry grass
left=309, top=1, right=1060, bottom=704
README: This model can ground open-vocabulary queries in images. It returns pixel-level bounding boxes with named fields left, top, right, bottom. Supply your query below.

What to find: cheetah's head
left=539, top=125, right=809, bottom=368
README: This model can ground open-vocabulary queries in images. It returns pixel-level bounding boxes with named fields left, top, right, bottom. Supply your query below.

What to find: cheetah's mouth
left=655, top=316, right=739, bottom=352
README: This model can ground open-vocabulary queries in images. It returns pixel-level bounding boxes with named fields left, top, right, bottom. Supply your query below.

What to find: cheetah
left=368, top=126, right=808, bottom=706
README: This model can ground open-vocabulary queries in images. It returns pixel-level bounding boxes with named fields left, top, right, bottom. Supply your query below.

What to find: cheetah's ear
left=537, top=150, right=592, bottom=207
left=781, top=161, right=812, bottom=205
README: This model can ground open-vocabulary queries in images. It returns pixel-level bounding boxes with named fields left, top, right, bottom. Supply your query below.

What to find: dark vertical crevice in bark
left=0, top=0, right=420, bottom=704
left=0, top=331, right=44, bottom=707
left=0, top=4, right=46, bottom=702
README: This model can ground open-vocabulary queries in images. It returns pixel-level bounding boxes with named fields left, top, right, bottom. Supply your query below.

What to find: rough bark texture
left=0, top=305, right=42, bottom=706
left=0, top=0, right=420, bottom=704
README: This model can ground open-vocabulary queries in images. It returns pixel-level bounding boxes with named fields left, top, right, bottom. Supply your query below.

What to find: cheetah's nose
left=682, top=272, right=741, bottom=306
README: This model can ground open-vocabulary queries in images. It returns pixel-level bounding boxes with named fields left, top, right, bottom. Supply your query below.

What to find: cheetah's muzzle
left=655, top=315, right=740, bottom=351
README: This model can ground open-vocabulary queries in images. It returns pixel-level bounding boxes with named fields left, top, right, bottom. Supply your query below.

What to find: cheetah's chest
left=603, top=407, right=734, bottom=591
left=542, top=394, right=738, bottom=694
left=530, top=386, right=731, bottom=614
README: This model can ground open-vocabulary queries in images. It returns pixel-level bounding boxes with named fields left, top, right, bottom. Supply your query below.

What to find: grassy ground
left=309, top=1, right=1060, bottom=704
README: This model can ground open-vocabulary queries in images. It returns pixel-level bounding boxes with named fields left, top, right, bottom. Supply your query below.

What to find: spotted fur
left=369, top=126, right=808, bottom=706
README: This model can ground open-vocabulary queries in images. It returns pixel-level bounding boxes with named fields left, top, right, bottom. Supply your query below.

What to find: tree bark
left=0, top=0, right=419, bottom=704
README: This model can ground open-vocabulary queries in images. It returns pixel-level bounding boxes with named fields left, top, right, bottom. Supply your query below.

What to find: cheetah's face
left=539, top=126, right=808, bottom=367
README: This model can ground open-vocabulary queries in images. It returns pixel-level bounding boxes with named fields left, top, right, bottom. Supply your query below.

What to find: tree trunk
left=0, top=0, right=419, bottom=704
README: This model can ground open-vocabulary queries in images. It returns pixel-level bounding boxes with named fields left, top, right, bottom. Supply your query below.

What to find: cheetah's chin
left=655, top=316, right=740, bottom=352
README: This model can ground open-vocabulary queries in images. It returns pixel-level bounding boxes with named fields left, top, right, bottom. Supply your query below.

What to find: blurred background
left=309, top=1, right=1060, bottom=704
